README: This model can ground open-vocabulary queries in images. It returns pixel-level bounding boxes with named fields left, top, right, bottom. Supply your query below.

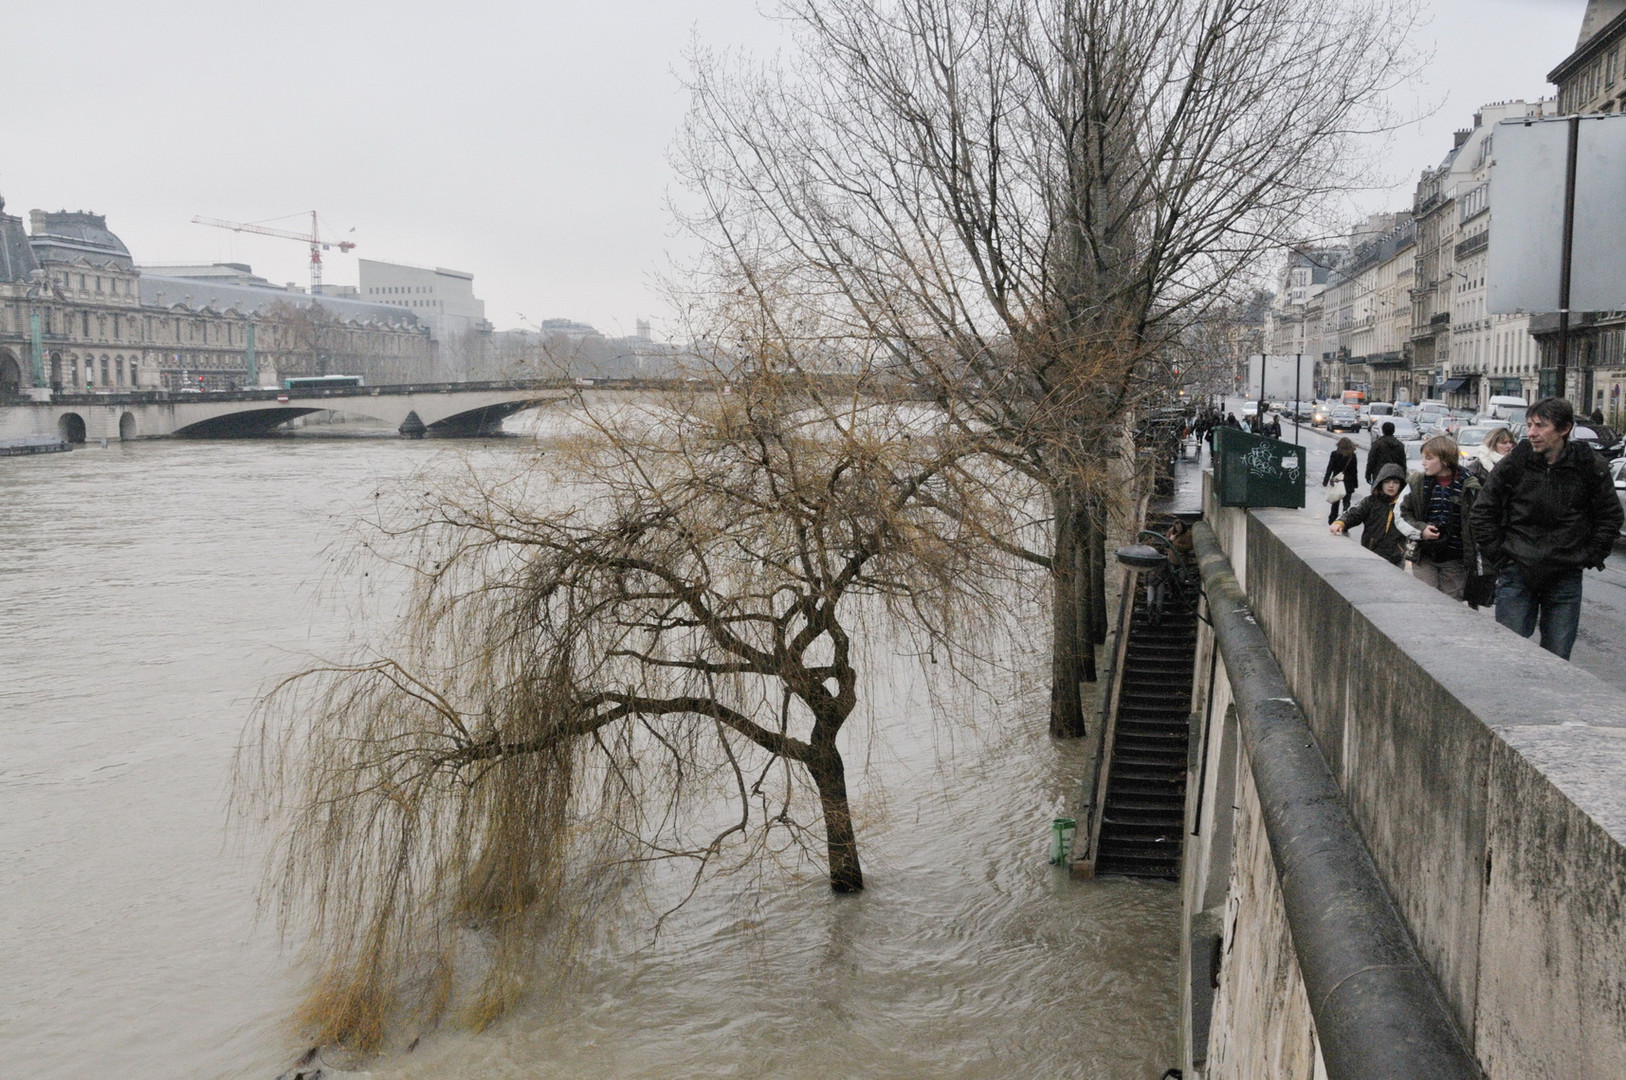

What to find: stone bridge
left=0, top=379, right=583, bottom=442
left=0, top=374, right=917, bottom=444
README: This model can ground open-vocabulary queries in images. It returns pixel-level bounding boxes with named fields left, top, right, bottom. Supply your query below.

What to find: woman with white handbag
left=1323, top=436, right=1360, bottom=525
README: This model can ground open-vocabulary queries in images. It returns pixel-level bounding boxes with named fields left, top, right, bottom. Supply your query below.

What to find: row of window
left=29, top=309, right=429, bottom=351
left=1564, top=42, right=1623, bottom=112
left=369, top=285, right=435, bottom=295
left=50, top=353, right=137, bottom=388
left=54, top=271, right=135, bottom=298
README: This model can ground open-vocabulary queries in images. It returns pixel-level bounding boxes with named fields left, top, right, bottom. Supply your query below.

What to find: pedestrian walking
left=1330, top=462, right=1407, bottom=565
left=1322, top=436, right=1359, bottom=525
left=1365, top=421, right=1407, bottom=485
left=1460, top=426, right=1516, bottom=608
left=1398, top=434, right=1481, bottom=601
left=1469, top=397, right=1623, bottom=659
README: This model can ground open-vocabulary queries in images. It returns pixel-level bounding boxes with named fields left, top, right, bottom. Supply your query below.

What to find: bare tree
left=678, top=0, right=1419, bottom=734
left=238, top=301, right=1029, bottom=1048
left=263, top=299, right=348, bottom=379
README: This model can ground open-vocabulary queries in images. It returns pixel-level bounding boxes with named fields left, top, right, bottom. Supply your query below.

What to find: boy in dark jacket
left=1330, top=462, right=1407, bottom=565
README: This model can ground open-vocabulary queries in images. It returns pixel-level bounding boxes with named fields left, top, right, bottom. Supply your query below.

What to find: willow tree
left=679, top=0, right=1418, bottom=735
left=239, top=306, right=1029, bottom=1049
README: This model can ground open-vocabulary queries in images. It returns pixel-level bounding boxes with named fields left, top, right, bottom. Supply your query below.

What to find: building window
left=82, top=312, right=91, bottom=337
left=100, top=356, right=109, bottom=386
left=116, top=357, right=125, bottom=386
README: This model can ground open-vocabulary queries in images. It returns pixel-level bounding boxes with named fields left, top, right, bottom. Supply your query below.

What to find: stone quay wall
left=1180, top=475, right=1626, bottom=1078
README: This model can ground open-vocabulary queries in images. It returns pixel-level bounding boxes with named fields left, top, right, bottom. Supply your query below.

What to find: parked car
left=1327, top=406, right=1361, bottom=433
left=1570, top=424, right=1622, bottom=459
left=1589, top=424, right=1622, bottom=459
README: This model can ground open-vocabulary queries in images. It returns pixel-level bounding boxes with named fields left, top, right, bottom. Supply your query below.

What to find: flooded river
left=0, top=430, right=1179, bottom=1079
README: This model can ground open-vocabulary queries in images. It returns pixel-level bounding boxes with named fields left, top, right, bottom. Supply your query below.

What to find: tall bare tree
left=239, top=301, right=1029, bottom=1048
left=678, top=0, right=1419, bottom=734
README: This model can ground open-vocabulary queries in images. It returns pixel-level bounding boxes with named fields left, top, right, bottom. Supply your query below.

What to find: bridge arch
left=0, top=350, right=20, bottom=397
left=119, top=412, right=136, bottom=440
left=58, top=413, right=86, bottom=443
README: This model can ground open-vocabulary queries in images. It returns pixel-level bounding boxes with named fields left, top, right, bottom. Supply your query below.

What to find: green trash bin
left=1213, top=426, right=1306, bottom=509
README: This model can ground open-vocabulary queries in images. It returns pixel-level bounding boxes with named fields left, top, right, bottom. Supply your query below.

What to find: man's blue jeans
left=1495, top=563, right=1585, bottom=660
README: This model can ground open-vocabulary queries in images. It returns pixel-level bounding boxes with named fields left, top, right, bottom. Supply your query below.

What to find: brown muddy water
left=0, top=430, right=1179, bottom=1079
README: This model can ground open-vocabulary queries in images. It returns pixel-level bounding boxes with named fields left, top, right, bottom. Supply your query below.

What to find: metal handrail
left=1075, top=561, right=1141, bottom=872
left=1191, top=522, right=1481, bottom=1080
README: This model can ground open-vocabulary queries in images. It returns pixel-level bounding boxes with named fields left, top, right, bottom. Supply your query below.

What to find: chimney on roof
left=1453, top=129, right=1472, bottom=149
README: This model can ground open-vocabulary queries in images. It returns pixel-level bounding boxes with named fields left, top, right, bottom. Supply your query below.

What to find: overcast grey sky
left=0, top=0, right=1589, bottom=336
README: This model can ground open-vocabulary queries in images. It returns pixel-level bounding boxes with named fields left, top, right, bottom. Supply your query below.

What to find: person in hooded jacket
left=1330, top=462, right=1407, bottom=565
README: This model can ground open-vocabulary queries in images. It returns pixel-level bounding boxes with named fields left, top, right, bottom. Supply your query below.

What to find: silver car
left=1386, top=417, right=1423, bottom=441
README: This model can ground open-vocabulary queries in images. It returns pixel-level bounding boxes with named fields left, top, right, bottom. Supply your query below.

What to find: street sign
left=1245, top=354, right=1315, bottom=402
left=1488, top=115, right=1626, bottom=315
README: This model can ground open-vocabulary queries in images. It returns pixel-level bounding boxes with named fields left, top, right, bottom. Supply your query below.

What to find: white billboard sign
left=1488, top=115, right=1626, bottom=314
left=1245, top=354, right=1316, bottom=401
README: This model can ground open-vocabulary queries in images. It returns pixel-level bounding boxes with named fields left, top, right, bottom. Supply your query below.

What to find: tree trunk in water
left=1050, top=479, right=1088, bottom=738
left=809, top=746, right=864, bottom=893
left=1085, top=492, right=1108, bottom=644
left=1073, top=495, right=1098, bottom=684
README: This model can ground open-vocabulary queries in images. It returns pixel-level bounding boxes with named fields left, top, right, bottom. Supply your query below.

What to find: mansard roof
left=138, top=274, right=425, bottom=329
left=0, top=209, right=41, bottom=284
left=28, top=209, right=135, bottom=271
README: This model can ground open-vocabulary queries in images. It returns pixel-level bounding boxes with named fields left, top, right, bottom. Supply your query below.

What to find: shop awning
left=1439, top=377, right=1468, bottom=394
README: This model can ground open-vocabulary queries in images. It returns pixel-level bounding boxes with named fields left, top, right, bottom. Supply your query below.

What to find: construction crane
left=191, top=211, right=356, bottom=294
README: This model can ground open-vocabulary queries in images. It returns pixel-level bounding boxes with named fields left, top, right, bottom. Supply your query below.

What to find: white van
left=1488, top=395, right=1528, bottom=420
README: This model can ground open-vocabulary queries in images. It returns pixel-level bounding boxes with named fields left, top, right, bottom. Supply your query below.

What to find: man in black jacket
left=1469, top=397, right=1623, bottom=659
left=1365, top=421, right=1408, bottom=485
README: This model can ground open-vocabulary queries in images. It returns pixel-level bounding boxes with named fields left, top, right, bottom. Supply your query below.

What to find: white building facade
left=358, top=259, right=491, bottom=376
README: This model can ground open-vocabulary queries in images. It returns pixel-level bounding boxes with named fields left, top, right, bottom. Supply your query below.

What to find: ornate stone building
left=0, top=198, right=434, bottom=396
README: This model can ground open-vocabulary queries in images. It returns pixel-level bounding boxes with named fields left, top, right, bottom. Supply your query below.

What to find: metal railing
left=1191, top=522, right=1481, bottom=1080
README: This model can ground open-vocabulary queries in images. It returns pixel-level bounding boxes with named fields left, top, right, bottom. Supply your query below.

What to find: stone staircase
left=1090, top=590, right=1197, bottom=879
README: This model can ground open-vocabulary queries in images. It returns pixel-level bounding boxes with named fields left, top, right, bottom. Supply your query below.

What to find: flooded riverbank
left=0, top=436, right=1179, bottom=1079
